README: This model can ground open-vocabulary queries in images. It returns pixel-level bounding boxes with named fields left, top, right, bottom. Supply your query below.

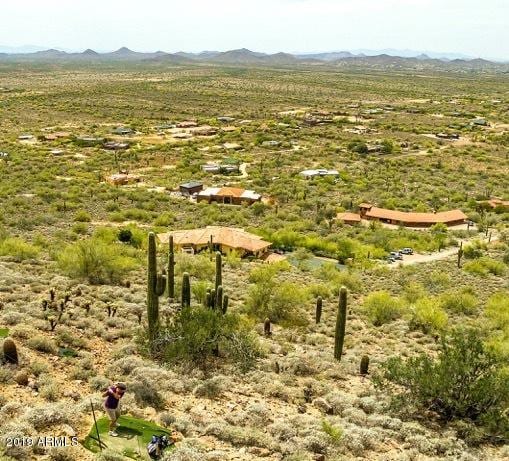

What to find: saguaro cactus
left=215, top=252, right=222, bottom=292
left=222, top=295, right=229, bottom=314
left=215, top=285, right=223, bottom=311
left=334, top=287, right=347, bottom=361
left=3, top=338, right=18, bottom=365
left=147, top=232, right=166, bottom=341
left=167, top=235, right=175, bottom=300
left=315, top=296, right=323, bottom=324
left=457, top=241, right=463, bottom=269
left=181, top=272, right=191, bottom=308
left=360, top=355, right=370, bottom=375
left=264, top=318, right=272, bottom=337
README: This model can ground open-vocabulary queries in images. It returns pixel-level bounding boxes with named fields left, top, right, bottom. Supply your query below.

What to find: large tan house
left=157, top=226, right=271, bottom=258
left=359, top=204, right=467, bottom=228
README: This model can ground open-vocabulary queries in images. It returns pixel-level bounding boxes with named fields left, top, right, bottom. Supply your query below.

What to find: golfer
left=102, top=382, right=127, bottom=436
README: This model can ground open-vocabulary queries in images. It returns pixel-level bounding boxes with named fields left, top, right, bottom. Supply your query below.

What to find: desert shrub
left=409, top=298, right=448, bottom=334
left=245, top=265, right=308, bottom=325
left=130, top=377, right=165, bottom=409
left=423, top=270, right=451, bottom=290
left=439, top=290, right=478, bottom=315
left=363, top=291, right=405, bottom=326
left=321, top=419, right=343, bottom=445
left=27, top=335, right=57, bottom=354
left=402, top=282, right=427, bottom=304
left=486, top=292, right=509, bottom=331
left=375, top=328, right=509, bottom=442
left=463, top=257, right=507, bottom=276
left=463, top=240, right=487, bottom=259
left=153, top=211, right=175, bottom=227
left=0, top=237, right=39, bottom=261
left=155, top=306, right=261, bottom=370
left=74, top=210, right=91, bottom=222
left=57, top=237, right=138, bottom=284
left=24, top=403, right=74, bottom=429
left=193, top=376, right=225, bottom=399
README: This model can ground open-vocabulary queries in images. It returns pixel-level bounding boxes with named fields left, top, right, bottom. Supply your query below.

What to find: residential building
left=336, top=212, right=362, bottom=225
left=157, top=226, right=270, bottom=258
left=197, top=187, right=261, bottom=205
left=300, top=169, right=339, bottom=179
left=358, top=204, right=467, bottom=228
left=179, top=181, right=203, bottom=197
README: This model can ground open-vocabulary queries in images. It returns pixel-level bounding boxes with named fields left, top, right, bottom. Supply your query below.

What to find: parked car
left=400, top=248, right=413, bottom=255
left=390, top=251, right=403, bottom=260
left=387, top=256, right=396, bottom=263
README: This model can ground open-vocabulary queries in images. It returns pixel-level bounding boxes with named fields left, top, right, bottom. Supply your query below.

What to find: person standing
left=102, top=382, right=127, bottom=436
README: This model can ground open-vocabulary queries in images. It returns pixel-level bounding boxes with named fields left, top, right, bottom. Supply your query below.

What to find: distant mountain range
left=0, top=46, right=507, bottom=70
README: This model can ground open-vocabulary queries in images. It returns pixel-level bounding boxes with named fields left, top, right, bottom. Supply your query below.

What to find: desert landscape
left=0, top=47, right=508, bottom=461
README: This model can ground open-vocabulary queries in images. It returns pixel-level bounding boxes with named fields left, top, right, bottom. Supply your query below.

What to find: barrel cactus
left=264, top=318, right=272, bottom=337
left=3, top=338, right=18, bottom=365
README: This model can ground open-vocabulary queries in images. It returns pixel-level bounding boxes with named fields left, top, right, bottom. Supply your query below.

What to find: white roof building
left=300, top=169, right=339, bottom=178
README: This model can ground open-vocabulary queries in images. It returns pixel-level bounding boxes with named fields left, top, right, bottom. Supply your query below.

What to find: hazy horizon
left=1, top=0, right=508, bottom=61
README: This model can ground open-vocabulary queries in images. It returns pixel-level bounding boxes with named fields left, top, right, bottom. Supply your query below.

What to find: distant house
left=436, top=133, right=460, bottom=140
left=487, top=198, right=509, bottom=210
left=177, top=121, right=198, bottom=128
left=202, top=162, right=239, bottom=174
left=262, top=140, right=281, bottom=147
left=18, top=134, right=34, bottom=140
left=0, top=151, right=8, bottom=159
left=103, top=141, right=129, bottom=150
left=157, top=226, right=270, bottom=258
left=76, top=136, right=105, bottom=146
left=471, top=118, right=488, bottom=126
left=223, top=142, right=242, bottom=150
left=300, top=169, right=339, bottom=179
left=197, top=187, right=261, bottom=205
left=50, top=149, right=64, bottom=156
left=336, top=212, right=362, bottom=225
left=217, top=116, right=236, bottom=123
left=359, top=204, right=467, bottom=228
left=106, top=173, right=140, bottom=186
left=179, top=181, right=203, bottom=197
left=113, top=127, right=133, bottom=136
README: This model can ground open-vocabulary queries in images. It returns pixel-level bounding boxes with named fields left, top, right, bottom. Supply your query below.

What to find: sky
left=0, top=0, right=508, bottom=60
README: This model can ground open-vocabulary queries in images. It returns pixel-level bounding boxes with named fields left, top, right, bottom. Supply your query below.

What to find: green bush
left=156, top=306, right=262, bottom=371
left=463, top=257, right=507, bottom=276
left=440, top=290, right=478, bottom=315
left=57, top=237, right=138, bottom=284
left=375, top=328, right=509, bottom=442
left=485, top=292, right=509, bottom=331
left=74, top=210, right=91, bottom=222
left=245, top=265, right=308, bottom=325
left=409, top=298, right=448, bottom=334
left=0, top=237, right=39, bottom=261
left=363, top=291, right=405, bottom=326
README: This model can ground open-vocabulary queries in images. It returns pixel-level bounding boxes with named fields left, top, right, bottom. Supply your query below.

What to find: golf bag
left=147, top=435, right=170, bottom=459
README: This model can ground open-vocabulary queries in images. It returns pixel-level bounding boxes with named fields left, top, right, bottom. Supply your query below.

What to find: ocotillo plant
left=457, top=241, right=463, bottom=269
left=334, top=287, right=347, bottom=361
left=147, top=232, right=166, bottom=342
left=315, top=296, right=322, bottom=324
left=167, top=235, right=175, bottom=300
left=3, top=338, right=18, bottom=365
left=215, top=252, right=222, bottom=291
left=181, top=272, right=191, bottom=308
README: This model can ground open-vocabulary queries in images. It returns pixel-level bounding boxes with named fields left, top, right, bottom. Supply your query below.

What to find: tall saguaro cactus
left=147, top=232, right=166, bottom=342
left=167, top=235, right=175, bottom=300
left=315, top=296, right=323, bottom=324
left=215, top=252, right=222, bottom=292
left=334, top=287, right=348, bottom=361
left=181, top=272, right=191, bottom=308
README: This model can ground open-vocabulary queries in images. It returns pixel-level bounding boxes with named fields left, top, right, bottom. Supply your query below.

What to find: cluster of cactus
left=202, top=252, right=229, bottom=314
left=41, top=288, right=74, bottom=331
left=3, top=337, right=18, bottom=365
left=334, top=286, right=347, bottom=361
left=147, top=232, right=166, bottom=342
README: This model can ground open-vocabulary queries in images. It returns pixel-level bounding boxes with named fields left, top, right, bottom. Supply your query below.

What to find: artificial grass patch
left=0, top=328, right=9, bottom=338
left=83, top=415, right=173, bottom=460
